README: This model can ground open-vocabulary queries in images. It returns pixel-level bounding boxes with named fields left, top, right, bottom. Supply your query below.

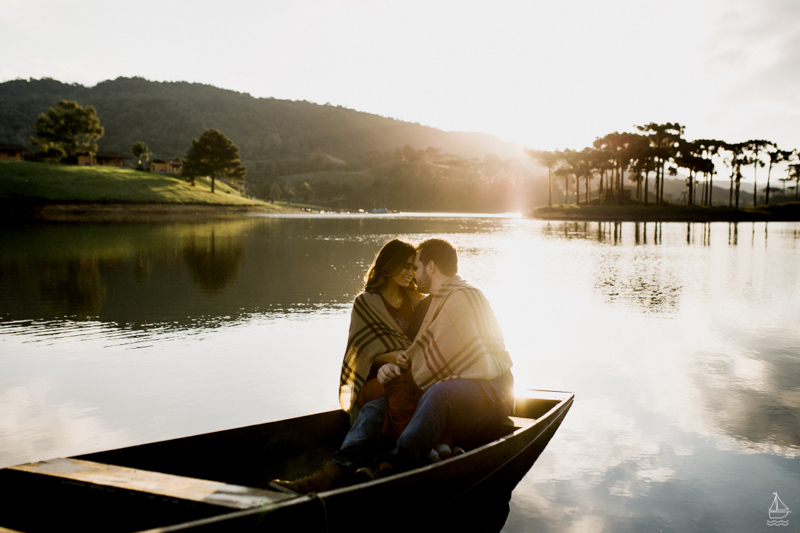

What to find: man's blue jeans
left=331, top=372, right=513, bottom=473
left=388, top=373, right=513, bottom=470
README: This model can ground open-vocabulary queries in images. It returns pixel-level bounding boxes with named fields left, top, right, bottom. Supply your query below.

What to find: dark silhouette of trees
left=30, top=100, right=104, bottom=163
left=575, top=147, right=595, bottom=204
left=529, top=118, right=799, bottom=211
left=788, top=162, right=800, bottom=201
left=743, top=140, right=773, bottom=206
left=528, top=120, right=799, bottom=211
left=627, top=135, right=654, bottom=203
left=765, top=147, right=793, bottom=205
left=182, top=129, right=247, bottom=193
left=691, top=139, right=725, bottom=206
left=636, top=123, right=684, bottom=204
left=721, top=142, right=751, bottom=208
left=675, top=140, right=715, bottom=205
left=527, top=149, right=561, bottom=206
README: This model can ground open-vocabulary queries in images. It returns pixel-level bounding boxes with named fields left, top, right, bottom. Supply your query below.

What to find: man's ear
left=426, top=261, right=436, bottom=275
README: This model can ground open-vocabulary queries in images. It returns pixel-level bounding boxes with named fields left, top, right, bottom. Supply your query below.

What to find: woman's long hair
left=363, top=239, right=417, bottom=293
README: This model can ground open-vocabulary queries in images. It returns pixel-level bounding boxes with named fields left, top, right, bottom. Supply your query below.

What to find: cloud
left=0, top=379, right=131, bottom=468
left=702, top=0, right=800, bottom=145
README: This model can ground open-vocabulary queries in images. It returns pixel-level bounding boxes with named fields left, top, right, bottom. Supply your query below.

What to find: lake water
left=1, top=214, right=798, bottom=532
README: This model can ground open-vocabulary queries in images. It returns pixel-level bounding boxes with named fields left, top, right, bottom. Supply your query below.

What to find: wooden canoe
left=0, top=389, right=573, bottom=532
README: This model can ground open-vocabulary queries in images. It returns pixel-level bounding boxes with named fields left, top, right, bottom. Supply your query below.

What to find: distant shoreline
left=530, top=202, right=800, bottom=223
left=0, top=202, right=305, bottom=223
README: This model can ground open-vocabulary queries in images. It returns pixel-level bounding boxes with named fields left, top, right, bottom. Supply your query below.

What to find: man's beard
left=416, top=270, right=431, bottom=293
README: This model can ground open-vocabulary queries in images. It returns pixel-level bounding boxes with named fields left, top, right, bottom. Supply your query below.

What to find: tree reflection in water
left=181, top=229, right=246, bottom=294
left=39, top=259, right=108, bottom=319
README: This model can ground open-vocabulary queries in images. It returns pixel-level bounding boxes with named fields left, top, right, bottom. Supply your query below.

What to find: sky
left=1, top=0, right=798, bottom=152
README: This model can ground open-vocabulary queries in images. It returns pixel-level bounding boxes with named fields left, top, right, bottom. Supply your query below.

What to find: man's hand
left=375, top=350, right=409, bottom=369
left=378, top=363, right=403, bottom=385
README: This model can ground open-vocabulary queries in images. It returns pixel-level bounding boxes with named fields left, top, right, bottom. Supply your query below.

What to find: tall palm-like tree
left=575, top=147, right=595, bottom=203
left=587, top=147, right=607, bottom=202
left=554, top=158, right=573, bottom=205
left=592, top=137, right=613, bottom=200
left=721, top=142, right=747, bottom=208
left=743, top=140, right=773, bottom=206
left=527, top=149, right=562, bottom=207
left=627, top=134, right=655, bottom=203
left=789, top=162, right=800, bottom=201
left=636, top=123, right=684, bottom=204
left=765, top=147, right=793, bottom=205
left=693, top=139, right=724, bottom=206
left=595, top=132, right=638, bottom=202
left=675, top=140, right=715, bottom=205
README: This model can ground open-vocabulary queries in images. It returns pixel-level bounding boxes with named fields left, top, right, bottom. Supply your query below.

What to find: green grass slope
left=0, top=161, right=267, bottom=206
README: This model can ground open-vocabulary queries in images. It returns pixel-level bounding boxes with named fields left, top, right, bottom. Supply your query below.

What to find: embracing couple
left=272, top=238, right=514, bottom=493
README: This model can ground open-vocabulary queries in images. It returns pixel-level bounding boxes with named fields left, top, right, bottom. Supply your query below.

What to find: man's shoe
left=375, top=461, right=396, bottom=479
left=436, top=443, right=453, bottom=460
left=270, top=460, right=342, bottom=493
left=353, top=466, right=376, bottom=483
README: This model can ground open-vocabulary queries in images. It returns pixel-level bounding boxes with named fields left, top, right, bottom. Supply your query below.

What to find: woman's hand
left=374, top=350, right=409, bottom=369
left=378, top=363, right=403, bottom=385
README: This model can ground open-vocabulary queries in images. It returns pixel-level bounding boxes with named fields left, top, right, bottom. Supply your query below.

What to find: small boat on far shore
left=0, top=389, right=573, bottom=532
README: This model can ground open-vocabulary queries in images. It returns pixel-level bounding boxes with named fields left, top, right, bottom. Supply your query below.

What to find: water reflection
left=1, top=216, right=799, bottom=532
left=692, top=342, right=800, bottom=454
left=39, top=259, right=108, bottom=318
left=181, top=230, right=246, bottom=294
left=592, top=251, right=682, bottom=313
left=0, top=218, right=367, bottom=326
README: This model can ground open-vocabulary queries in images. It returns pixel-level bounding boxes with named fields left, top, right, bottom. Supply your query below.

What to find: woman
left=338, top=239, right=424, bottom=434
left=271, top=240, right=439, bottom=493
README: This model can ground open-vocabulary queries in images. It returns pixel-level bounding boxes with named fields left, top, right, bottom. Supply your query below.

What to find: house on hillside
left=77, top=152, right=126, bottom=167
left=0, top=144, right=25, bottom=161
left=151, top=159, right=183, bottom=174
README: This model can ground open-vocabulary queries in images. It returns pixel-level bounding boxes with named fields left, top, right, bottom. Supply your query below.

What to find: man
left=271, top=239, right=513, bottom=491
left=376, top=238, right=514, bottom=473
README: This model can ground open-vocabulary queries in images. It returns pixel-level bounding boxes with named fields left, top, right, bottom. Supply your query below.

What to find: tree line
left=23, top=98, right=533, bottom=211
left=27, top=100, right=246, bottom=194
left=0, top=77, right=524, bottom=207
left=528, top=123, right=800, bottom=208
left=262, top=145, right=540, bottom=212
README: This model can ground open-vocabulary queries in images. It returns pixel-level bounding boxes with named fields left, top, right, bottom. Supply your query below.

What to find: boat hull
left=0, top=389, right=573, bottom=532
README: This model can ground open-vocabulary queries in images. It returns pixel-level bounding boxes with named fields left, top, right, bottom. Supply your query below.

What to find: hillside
left=0, top=77, right=544, bottom=211
left=0, top=161, right=293, bottom=221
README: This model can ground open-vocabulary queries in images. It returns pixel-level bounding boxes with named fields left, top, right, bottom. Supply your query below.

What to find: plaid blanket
left=409, top=276, right=513, bottom=391
left=338, top=291, right=421, bottom=415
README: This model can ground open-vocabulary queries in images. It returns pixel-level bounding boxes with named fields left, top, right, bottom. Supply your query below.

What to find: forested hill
left=0, top=77, right=527, bottom=160
left=0, top=77, right=547, bottom=211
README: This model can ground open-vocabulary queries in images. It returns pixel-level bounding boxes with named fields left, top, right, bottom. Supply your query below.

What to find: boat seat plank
left=9, top=458, right=295, bottom=510
left=507, top=416, right=535, bottom=429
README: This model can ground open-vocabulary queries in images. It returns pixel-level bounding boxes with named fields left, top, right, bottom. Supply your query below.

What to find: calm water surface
left=1, top=214, right=798, bottom=532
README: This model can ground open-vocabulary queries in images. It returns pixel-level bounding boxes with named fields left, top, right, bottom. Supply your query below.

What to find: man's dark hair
left=416, top=238, right=458, bottom=276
